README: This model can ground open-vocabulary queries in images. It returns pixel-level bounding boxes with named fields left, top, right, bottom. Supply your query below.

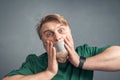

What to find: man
left=3, top=13, right=120, bottom=80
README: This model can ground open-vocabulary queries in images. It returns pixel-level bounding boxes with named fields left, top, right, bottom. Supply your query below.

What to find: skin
left=40, top=21, right=80, bottom=75
left=3, top=21, right=120, bottom=80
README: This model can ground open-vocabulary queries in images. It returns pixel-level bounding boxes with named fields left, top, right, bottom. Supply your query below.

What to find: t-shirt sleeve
left=5, top=54, right=37, bottom=77
left=76, top=44, right=111, bottom=57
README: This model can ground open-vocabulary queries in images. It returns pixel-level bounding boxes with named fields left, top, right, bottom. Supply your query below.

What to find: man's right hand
left=46, top=40, right=58, bottom=76
left=2, top=41, right=58, bottom=80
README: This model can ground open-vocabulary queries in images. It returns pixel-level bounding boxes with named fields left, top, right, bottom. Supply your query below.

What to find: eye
left=45, top=31, right=54, bottom=37
left=58, top=28, right=65, bottom=33
left=47, top=32, right=53, bottom=37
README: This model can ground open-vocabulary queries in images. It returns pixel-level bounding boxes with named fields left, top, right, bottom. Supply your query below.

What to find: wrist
left=76, top=56, right=80, bottom=67
left=78, top=56, right=86, bottom=69
left=45, top=69, right=56, bottom=78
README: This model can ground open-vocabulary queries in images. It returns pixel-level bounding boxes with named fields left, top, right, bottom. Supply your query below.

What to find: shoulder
left=26, top=54, right=39, bottom=61
left=75, top=44, right=92, bottom=55
left=75, top=44, right=111, bottom=57
left=24, top=53, right=48, bottom=67
left=75, top=44, right=91, bottom=51
left=76, top=44, right=111, bottom=51
left=25, top=53, right=47, bottom=63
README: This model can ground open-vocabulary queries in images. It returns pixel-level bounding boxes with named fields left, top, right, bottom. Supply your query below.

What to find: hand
left=45, top=41, right=58, bottom=76
left=64, top=36, right=80, bottom=67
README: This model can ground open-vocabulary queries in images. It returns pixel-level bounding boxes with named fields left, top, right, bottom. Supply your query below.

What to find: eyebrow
left=43, top=30, right=53, bottom=34
left=43, top=24, right=64, bottom=34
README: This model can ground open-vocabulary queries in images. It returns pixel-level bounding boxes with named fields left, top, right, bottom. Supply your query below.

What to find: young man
left=3, top=13, right=120, bottom=80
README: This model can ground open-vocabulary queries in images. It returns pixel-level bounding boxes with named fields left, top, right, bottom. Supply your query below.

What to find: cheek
left=42, top=38, right=54, bottom=46
left=42, top=37, right=53, bottom=42
left=62, top=34, right=70, bottom=41
left=66, top=32, right=72, bottom=37
left=66, top=33, right=74, bottom=42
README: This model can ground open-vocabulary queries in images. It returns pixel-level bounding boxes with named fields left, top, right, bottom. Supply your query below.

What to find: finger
left=64, top=36, right=69, bottom=45
left=64, top=36, right=72, bottom=49
left=67, top=35, right=74, bottom=46
left=49, top=42, right=52, bottom=55
left=64, top=43, right=71, bottom=54
left=46, top=40, right=49, bottom=54
left=47, top=41, right=52, bottom=59
left=67, top=36, right=73, bottom=45
left=49, top=42, right=54, bottom=60
left=52, top=47, right=56, bottom=60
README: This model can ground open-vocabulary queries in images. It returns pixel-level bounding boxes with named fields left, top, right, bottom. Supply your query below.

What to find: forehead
left=41, top=21, right=68, bottom=32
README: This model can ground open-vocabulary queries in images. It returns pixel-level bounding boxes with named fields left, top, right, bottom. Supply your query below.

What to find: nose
left=54, top=32, right=62, bottom=41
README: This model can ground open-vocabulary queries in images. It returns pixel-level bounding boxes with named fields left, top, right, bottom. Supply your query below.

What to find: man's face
left=40, top=21, right=73, bottom=47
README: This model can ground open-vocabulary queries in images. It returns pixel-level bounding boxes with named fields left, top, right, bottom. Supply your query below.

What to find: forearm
left=3, top=70, right=55, bottom=80
left=83, top=46, right=120, bottom=71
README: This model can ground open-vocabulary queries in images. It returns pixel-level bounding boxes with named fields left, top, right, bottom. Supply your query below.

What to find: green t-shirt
left=5, top=44, right=110, bottom=80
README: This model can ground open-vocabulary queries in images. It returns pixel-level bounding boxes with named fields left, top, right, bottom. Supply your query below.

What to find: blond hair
left=37, top=13, right=69, bottom=39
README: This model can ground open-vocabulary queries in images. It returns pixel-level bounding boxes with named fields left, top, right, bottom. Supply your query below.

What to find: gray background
left=0, top=0, right=120, bottom=80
